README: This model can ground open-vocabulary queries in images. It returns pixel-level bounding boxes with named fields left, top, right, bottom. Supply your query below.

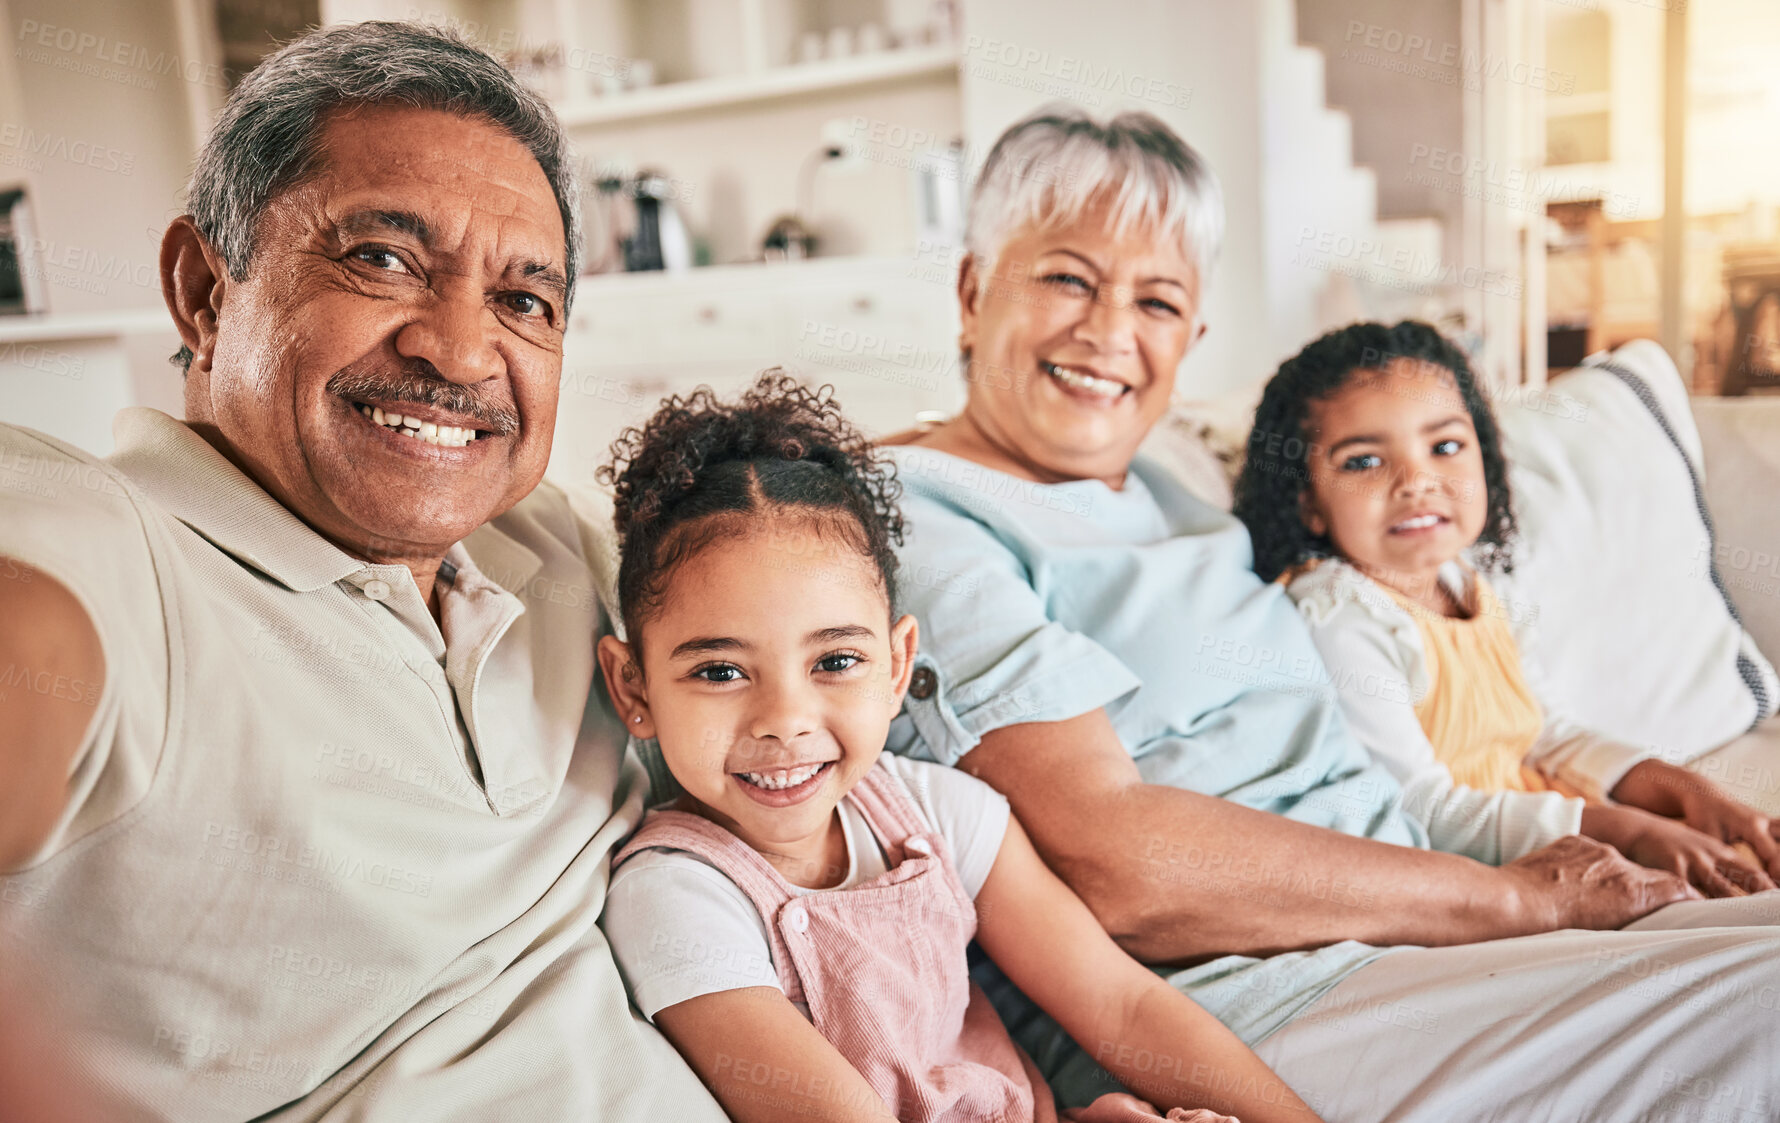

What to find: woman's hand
left=1608, top=760, right=1780, bottom=880
left=1580, top=803, right=1775, bottom=898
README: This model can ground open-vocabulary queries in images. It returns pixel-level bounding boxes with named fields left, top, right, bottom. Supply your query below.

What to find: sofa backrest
left=1692, top=396, right=1780, bottom=664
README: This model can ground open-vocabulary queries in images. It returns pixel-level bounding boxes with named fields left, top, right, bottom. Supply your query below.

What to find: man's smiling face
left=185, top=102, right=569, bottom=562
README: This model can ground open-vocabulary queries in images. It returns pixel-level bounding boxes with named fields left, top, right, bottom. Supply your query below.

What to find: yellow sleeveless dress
left=1380, top=576, right=1560, bottom=795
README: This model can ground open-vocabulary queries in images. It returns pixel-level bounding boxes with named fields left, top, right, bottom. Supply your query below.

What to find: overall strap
left=614, top=810, right=808, bottom=1003
left=845, top=763, right=936, bottom=862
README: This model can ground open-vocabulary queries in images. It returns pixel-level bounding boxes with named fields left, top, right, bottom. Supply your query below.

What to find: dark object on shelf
left=1722, top=247, right=1780, bottom=396
left=761, top=214, right=816, bottom=262
left=586, top=173, right=631, bottom=275
left=1547, top=324, right=1589, bottom=371
left=0, top=187, right=46, bottom=316
left=587, top=169, right=694, bottom=274
left=623, top=172, right=692, bottom=273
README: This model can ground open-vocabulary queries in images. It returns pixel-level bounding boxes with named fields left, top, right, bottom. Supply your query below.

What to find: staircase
left=1259, top=0, right=1455, bottom=355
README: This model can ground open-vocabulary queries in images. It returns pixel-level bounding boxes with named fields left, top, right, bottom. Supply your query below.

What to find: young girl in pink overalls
left=597, top=373, right=1324, bottom=1123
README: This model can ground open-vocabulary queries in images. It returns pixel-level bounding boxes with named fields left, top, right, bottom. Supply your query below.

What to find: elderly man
left=0, top=23, right=724, bottom=1121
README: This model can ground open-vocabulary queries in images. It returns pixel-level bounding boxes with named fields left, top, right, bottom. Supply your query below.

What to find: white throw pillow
left=1498, top=340, right=1778, bottom=761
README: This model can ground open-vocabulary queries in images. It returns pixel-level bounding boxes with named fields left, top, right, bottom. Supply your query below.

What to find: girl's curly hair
left=1233, top=320, right=1517, bottom=583
left=598, top=370, right=905, bottom=644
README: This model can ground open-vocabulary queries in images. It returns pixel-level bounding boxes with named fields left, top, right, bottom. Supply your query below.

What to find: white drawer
left=551, top=362, right=754, bottom=492
left=567, top=288, right=783, bottom=367
left=789, top=362, right=962, bottom=436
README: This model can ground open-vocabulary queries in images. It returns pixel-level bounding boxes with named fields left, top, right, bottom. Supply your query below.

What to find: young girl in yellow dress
left=1235, top=321, right=1780, bottom=896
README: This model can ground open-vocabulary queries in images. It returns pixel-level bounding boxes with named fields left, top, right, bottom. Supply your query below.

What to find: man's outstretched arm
left=959, top=709, right=1693, bottom=965
left=0, top=559, right=103, bottom=870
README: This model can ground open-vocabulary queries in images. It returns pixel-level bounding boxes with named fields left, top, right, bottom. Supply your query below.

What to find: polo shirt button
left=362, top=579, right=392, bottom=602
left=784, top=904, right=809, bottom=933
left=908, top=666, right=938, bottom=701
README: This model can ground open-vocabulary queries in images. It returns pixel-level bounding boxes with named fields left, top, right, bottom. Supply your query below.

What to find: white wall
left=1295, top=0, right=1464, bottom=243
left=3, top=0, right=198, bottom=316
left=1675, top=0, right=1780, bottom=219
left=0, top=0, right=198, bottom=452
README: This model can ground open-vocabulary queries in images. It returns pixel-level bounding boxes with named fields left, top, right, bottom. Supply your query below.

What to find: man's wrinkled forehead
left=287, top=105, right=565, bottom=274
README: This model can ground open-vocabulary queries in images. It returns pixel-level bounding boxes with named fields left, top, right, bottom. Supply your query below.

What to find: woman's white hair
left=965, top=105, right=1223, bottom=289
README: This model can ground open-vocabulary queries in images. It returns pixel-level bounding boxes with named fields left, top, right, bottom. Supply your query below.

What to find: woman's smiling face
left=954, top=204, right=1205, bottom=486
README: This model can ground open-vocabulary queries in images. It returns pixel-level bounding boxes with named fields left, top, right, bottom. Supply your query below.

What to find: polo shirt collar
left=105, top=407, right=368, bottom=593
left=461, top=518, right=543, bottom=596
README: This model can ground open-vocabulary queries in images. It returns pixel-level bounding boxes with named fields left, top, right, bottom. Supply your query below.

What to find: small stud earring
left=632, top=715, right=644, bottom=724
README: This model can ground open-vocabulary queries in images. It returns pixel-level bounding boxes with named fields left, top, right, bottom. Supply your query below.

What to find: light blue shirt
left=884, top=445, right=1424, bottom=1050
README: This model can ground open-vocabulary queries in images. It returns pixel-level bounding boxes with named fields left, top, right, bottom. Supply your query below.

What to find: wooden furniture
left=1720, top=247, right=1780, bottom=396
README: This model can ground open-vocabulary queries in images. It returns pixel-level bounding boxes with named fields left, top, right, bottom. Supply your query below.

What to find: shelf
left=1545, top=90, right=1611, bottom=119
left=0, top=307, right=174, bottom=344
left=556, top=44, right=958, bottom=127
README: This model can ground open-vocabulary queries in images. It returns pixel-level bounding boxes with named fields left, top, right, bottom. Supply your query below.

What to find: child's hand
left=1062, top=1093, right=1240, bottom=1122
left=1673, top=785, right=1780, bottom=880
left=1582, top=804, right=1774, bottom=897
left=1610, top=760, right=1780, bottom=879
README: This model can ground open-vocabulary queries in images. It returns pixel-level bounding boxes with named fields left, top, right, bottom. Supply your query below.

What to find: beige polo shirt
left=0, top=409, right=725, bottom=1122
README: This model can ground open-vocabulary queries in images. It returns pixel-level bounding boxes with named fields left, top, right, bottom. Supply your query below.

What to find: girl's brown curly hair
left=598, top=370, right=905, bottom=645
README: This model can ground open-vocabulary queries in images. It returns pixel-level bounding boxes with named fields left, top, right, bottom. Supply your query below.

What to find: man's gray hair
left=965, top=105, right=1223, bottom=289
left=175, top=20, right=580, bottom=370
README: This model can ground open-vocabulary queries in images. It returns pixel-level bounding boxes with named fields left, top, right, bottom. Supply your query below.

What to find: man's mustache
left=326, top=364, right=521, bottom=435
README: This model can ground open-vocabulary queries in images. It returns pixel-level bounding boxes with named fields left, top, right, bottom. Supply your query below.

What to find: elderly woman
left=882, top=106, right=1780, bottom=1119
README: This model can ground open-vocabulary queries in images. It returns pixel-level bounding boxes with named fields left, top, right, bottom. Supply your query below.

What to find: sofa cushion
left=1498, top=340, right=1778, bottom=761
left=1691, top=395, right=1780, bottom=664
left=1137, top=408, right=1240, bottom=510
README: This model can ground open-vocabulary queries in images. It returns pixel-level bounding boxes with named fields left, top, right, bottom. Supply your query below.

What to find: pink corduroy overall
left=615, top=764, right=1233, bottom=1123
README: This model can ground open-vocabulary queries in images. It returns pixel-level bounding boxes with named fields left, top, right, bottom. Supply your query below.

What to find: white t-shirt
left=603, top=754, right=1011, bottom=1020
